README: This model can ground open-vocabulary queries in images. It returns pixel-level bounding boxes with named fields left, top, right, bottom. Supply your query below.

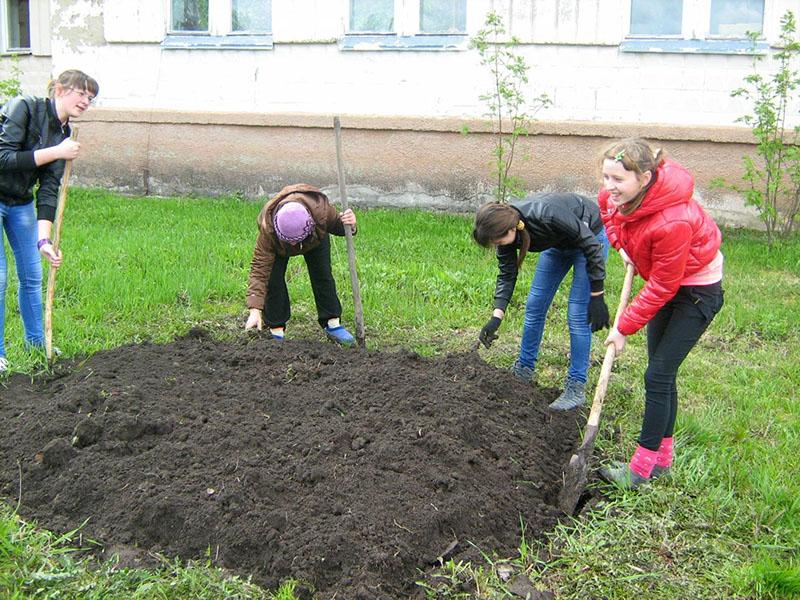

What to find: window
left=345, top=0, right=467, bottom=50
left=420, top=0, right=466, bottom=34
left=3, top=0, right=30, bottom=51
left=166, top=0, right=272, bottom=49
left=624, top=0, right=765, bottom=54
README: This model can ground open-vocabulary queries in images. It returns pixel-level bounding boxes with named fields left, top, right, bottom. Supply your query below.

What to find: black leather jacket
left=493, top=192, right=606, bottom=311
left=0, top=95, right=70, bottom=222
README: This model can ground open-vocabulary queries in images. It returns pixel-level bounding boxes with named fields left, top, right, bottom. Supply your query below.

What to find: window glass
left=171, top=0, right=209, bottom=32
left=232, top=0, right=271, bottom=32
left=350, top=0, right=393, bottom=32
left=629, top=0, right=682, bottom=35
left=710, top=0, right=763, bottom=36
left=6, top=0, right=30, bottom=49
left=420, top=0, right=466, bottom=33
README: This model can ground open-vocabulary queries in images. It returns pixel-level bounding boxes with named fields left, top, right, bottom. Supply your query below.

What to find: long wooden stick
left=45, top=128, right=78, bottom=362
left=333, top=117, right=365, bottom=347
left=558, top=263, right=635, bottom=514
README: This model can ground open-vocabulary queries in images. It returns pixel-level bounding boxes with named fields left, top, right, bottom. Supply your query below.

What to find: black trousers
left=263, top=234, right=342, bottom=329
left=639, top=282, right=724, bottom=450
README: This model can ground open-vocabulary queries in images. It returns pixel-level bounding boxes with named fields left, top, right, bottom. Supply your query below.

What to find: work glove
left=588, top=294, right=610, bottom=332
left=478, top=316, right=502, bottom=348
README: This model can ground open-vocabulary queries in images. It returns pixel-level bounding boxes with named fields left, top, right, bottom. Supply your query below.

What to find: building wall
left=11, top=0, right=800, bottom=227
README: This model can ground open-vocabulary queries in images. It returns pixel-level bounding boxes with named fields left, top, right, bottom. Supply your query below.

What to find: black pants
left=263, top=234, right=342, bottom=329
left=639, top=282, right=724, bottom=450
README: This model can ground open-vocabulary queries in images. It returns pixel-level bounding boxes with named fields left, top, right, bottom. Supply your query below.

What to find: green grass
left=1, top=189, right=798, bottom=598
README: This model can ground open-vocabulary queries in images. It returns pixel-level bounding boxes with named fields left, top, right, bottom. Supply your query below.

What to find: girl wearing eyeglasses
left=0, top=69, right=98, bottom=373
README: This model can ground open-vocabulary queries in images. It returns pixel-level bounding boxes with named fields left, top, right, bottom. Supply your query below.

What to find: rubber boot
left=548, top=378, right=586, bottom=411
left=324, top=325, right=355, bottom=347
left=510, top=360, right=535, bottom=384
left=651, top=437, right=673, bottom=479
left=599, top=445, right=658, bottom=489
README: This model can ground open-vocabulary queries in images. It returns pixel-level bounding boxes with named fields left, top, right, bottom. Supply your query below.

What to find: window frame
left=622, top=0, right=768, bottom=55
left=0, top=0, right=31, bottom=54
left=164, top=0, right=273, bottom=50
left=343, top=0, right=468, bottom=52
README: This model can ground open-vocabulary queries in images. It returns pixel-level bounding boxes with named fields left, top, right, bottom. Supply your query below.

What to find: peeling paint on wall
left=52, top=0, right=105, bottom=49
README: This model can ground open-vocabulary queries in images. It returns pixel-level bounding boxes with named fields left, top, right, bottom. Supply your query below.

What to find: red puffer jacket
left=598, top=159, right=721, bottom=335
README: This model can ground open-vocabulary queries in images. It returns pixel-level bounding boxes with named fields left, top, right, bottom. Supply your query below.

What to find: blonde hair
left=472, top=202, right=530, bottom=269
left=601, top=138, right=665, bottom=214
left=47, top=69, right=99, bottom=99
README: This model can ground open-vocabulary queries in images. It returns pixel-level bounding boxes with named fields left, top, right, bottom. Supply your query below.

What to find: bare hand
left=245, top=308, right=263, bottom=331
left=340, top=209, right=356, bottom=227
left=619, top=248, right=637, bottom=274
left=605, top=327, right=627, bottom=357
left=39, top=243, right=62, bottom=268
left=56, top=138, right=81, bottom=161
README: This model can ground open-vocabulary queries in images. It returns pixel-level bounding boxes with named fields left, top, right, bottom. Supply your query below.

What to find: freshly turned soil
left=0, top=329, right=582, bottom=598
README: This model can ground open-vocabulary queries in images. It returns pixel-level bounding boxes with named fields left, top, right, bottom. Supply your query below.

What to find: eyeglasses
left=70, top=88, right=96, bottom=104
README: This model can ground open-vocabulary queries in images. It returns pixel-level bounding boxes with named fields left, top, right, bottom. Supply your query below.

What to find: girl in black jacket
left=0, top=69, right=98, bottom=372
left=473, top=193, right=609, bottom=410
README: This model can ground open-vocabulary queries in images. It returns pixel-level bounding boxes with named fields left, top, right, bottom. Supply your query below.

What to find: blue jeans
left=517, top=229, right=609, bottom=384
left=0, top=201, right=44, bottom=357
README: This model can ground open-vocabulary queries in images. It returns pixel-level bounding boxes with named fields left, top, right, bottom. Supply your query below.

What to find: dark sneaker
left=548, top=378, right=586, bottom=411
left=510, top=361, right=535, bottom=383
left=599, top=461, right=650, bottom=489
left=324, top=325, right=355, bottom=347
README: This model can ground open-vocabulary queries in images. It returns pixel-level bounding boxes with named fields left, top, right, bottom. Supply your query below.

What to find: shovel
left=558, top=263, right=635, bottom=515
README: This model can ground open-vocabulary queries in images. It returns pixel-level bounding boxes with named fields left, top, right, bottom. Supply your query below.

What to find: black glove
left=588, top=294, right=610, bottom=332
left=478, top=316, right=502, bottom=348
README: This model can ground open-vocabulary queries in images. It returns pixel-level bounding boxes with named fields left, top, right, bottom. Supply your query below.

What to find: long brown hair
left=472, top=202, right=531, bottom=269
left=601, top=138, right=665, bottom=215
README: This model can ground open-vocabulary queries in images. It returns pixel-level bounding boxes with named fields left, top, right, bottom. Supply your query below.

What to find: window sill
left=340, top=34, right=467, bottom=51
left=620, top=38, right=767, bottom=55
left=161, top=34, right=273, bottom=50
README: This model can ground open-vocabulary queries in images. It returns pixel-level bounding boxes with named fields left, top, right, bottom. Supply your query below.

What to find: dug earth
left=0, top=329, right=582, bottom=598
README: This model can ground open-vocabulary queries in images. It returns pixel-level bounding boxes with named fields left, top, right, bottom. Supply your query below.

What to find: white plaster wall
left=41, top=0, right=800, bottom=127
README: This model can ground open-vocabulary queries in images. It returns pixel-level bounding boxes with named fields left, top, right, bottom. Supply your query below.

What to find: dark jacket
left=0, top=95, right=69, bottom=222
left=493, top=192, right=606, bottom=311
left=598, top=159, right=721, bottom=335
left=246, top=183, right=352, bottom=309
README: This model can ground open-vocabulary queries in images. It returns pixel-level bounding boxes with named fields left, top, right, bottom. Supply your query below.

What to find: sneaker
left=548, top=378, right=586, bottom=411
left=0, top=357, right=8, bottom=373
left=599, top=461, right=651, bottom=489
left=324, top=325, right=355, bottom=347
left=510, top=360, right=535, bottom=383
left=268, top=327, right=285, bottom=341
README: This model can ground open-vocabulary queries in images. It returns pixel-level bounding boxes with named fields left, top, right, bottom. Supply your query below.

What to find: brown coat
left=246, top=183, right=349, bottom=309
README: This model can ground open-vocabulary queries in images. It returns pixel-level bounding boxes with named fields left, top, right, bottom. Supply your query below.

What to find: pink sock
left=656, top=437, right=673, bottom=468
left=628, top=445, right=659, bottom=479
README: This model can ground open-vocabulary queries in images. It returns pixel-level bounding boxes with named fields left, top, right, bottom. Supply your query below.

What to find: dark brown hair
left=472, top=202, right=530, bottom=269
left=601, top=138, right=665, bottom=214
left=47, top=69, right=99, bottom=99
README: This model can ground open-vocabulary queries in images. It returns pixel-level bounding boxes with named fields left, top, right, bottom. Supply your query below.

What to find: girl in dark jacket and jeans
left=0, top=69, right=98, bottom=372
left=598, top=138, right=724, bottom=489
left=473, top=193, right=610, bottom=410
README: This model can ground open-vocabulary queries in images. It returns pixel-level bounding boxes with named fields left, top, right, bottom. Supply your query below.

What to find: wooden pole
left=333, top=117, right=365, bottom=347
left=44, top=128, right=78, bottom=362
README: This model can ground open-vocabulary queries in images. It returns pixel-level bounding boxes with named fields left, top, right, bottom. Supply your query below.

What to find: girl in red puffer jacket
left=597, top=138, right=724, bottom=489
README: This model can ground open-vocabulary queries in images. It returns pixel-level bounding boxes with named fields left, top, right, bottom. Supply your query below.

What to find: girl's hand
left=245, top=308, right=263, bottom=331
left=605, top=327, right=627, bottom=356
left=39, top=243, right=62, bottom=268
left=55, top=138, right=81, bottom=161
left=340, top=209, right=356, bottom=227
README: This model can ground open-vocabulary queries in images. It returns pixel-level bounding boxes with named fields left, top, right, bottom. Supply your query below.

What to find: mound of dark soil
left=0, top=331, right=582, bottom=598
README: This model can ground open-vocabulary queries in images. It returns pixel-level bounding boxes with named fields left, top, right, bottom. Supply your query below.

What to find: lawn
left=1, top=189, right=798, bottom=599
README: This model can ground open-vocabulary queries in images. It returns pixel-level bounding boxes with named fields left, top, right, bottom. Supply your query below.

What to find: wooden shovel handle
left=585, top=263, right=635, bottom=429
left=45, top=128, right=78, bottom=361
